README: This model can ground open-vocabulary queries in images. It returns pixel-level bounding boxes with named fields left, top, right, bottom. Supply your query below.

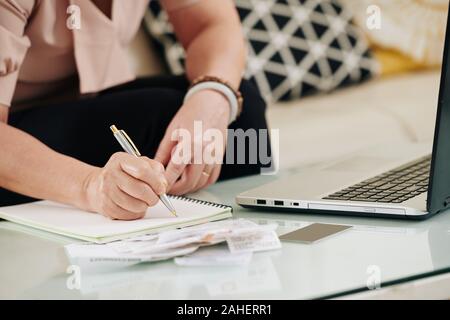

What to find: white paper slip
left=227, top=230, right=282, bottom=253
left=131, top=235, right=206, bottom=254
left=125, top=228, right=231, bottom=255
left=65, top=243, right=145, bottom=270
left=65, top=243, right=199, bottom=271
left=157, top=219, right=259, bottom=244
left=64, top=219, right=282, bottom=271
left=106, top=238, right=159, bottom=254
left=174, top=247, right=252, bottom=267
left=0, top=197, right=232, bottom=243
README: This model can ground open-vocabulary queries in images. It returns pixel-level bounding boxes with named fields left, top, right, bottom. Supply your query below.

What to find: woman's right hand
left=83, top=152, right=168, bottom=220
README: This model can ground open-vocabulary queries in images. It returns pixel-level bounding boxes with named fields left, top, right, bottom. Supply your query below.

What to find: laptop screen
left=428, top=5, right=450, bottom=214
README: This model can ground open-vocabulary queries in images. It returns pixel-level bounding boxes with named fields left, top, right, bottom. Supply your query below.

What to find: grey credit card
left=280, top=223, right=352, bottom=244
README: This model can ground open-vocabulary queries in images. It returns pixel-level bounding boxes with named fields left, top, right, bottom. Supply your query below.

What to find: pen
left=110, top=125, right=177, bottom=217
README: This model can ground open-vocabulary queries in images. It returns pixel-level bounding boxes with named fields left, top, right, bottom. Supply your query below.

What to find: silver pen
left=110, top=125, right=177, bottom=217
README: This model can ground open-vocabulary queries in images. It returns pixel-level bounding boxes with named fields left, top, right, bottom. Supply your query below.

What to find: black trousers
left=0, top=75, right=271, bottom=206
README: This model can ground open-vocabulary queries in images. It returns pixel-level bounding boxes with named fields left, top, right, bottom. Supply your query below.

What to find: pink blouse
left=0, top=0, right=197, bottom=108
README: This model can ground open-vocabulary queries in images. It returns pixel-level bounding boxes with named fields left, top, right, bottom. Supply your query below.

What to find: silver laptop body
left=236, top=143, right=431, bottom=219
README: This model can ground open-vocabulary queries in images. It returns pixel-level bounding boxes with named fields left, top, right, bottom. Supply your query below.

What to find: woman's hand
left=155, top=90, right=230, bottom=195
left=0, top=105, right=8, bottom=123
left=157, top=0, right=245, bottom=195
left=83, top=152, right=168, bottom=220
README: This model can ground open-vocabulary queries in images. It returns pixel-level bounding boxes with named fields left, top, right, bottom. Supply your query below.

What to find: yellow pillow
left=373, top=47, right=429, bottom=76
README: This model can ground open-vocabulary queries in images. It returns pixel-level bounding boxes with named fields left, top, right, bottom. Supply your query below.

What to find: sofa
left=127, top=27, right=440, bottom=172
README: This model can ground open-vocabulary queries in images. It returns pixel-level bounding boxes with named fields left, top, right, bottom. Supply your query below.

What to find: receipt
left=132, top=235, right=205, bottom=254
left=226, top=230, right=281, bottom=253
left=65, top=219, right=282, bottom=271
left=174, top=247, right=252, bottom=267
left=125, top=233, right=159, bottom=242
left=157, top=219, right=258, bottom=244
left=107, top=238, right=158, bottom=254
left=65, top=243, right=199, bottom=270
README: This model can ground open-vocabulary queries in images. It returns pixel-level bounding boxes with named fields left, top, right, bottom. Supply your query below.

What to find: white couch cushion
left=268, top=71, right=440, bottom=170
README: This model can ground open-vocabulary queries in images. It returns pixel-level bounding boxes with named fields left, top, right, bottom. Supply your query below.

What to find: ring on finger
left=202, top=171, right=210, bottom=178
left=202, top=166, right=213, bottom=178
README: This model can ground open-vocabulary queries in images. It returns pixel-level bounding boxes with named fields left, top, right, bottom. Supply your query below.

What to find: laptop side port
left=274, top=200, right=284, bottom=206
left=257, top=199, right=267, bottom=205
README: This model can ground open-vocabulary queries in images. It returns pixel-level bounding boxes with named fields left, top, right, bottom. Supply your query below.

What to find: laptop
left=236, top=10, right=450, bottom=220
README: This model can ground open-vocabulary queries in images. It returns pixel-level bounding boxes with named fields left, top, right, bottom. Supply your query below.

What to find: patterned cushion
left=145, top=0, right=378, bottom=103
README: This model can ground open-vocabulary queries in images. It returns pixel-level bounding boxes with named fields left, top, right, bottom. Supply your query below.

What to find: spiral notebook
left=0, top=197, right=232, bottom=243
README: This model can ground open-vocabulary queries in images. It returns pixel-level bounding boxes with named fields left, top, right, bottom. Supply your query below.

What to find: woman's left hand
left=155, top=90, right=230, bottom=195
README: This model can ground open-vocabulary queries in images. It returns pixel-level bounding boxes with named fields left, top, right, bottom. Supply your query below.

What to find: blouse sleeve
left=0, top=0, right=34, bottom=107
left=160, top=0, right=200, bottom=12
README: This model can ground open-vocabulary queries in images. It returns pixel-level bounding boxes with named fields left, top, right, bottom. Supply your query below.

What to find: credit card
left=279, top=223, right=352, bottom=244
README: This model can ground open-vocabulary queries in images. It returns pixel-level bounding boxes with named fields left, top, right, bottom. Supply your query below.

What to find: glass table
left=1, top=170, right=449, bottom=299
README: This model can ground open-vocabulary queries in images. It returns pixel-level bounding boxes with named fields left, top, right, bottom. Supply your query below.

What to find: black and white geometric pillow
left=145, top=0, right=379, bottom=103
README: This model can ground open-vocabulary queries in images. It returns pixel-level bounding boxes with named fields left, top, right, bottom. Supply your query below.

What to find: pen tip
left=110, top=125, right=118, bottom=134
left=172, top=211, right=178, bottom=217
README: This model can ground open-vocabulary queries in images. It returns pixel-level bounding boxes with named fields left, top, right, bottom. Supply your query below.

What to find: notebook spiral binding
left=169, top=195, right=233, bottom=212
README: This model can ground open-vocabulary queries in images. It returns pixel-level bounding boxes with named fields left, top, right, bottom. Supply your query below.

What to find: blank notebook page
left=0, top=197, right=232, bottom=243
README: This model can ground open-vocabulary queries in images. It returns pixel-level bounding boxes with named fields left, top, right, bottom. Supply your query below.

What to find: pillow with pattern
left=145, top=0, right=379, bottom=103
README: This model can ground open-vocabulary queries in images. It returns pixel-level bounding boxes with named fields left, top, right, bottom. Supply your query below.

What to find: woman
left=0, top=0, right=270, bottom=219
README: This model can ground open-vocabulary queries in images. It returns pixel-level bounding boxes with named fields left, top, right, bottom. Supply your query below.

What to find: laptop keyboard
left=323, top=156, right=431, bottom=204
